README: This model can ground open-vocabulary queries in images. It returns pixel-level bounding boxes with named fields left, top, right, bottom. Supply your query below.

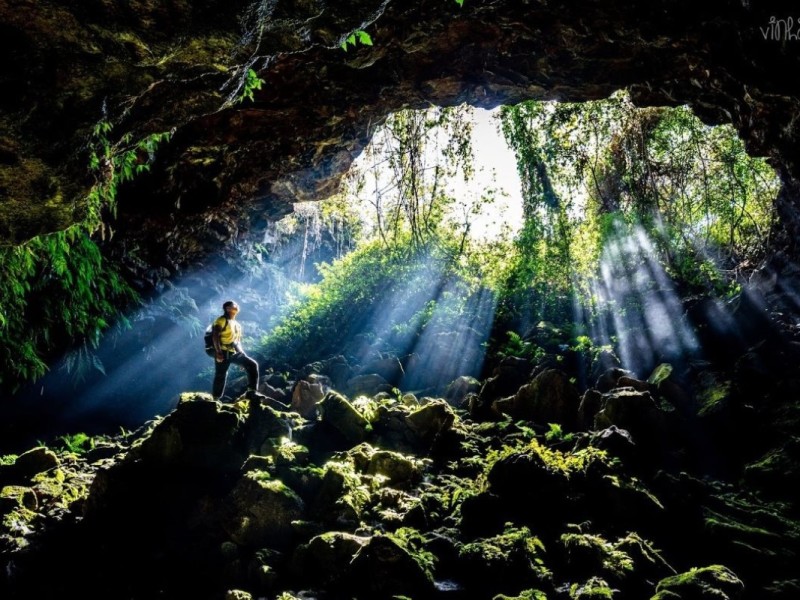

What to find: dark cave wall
left=1, top=0, right=800, bottom=277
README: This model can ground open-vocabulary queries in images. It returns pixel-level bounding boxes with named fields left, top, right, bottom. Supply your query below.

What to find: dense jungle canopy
left=2, top=1, right=800, bottom=599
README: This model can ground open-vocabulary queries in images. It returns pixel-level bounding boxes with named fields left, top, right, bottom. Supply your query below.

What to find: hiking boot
left=245, top=389, right=267, bottom=401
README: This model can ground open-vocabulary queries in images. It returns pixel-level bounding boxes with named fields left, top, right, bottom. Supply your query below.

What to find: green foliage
left=561, top=532, right=634, bottom=578
left=496, top=331, right=543, bottom=361
left=56, top=432, right=95, bottom=455
left=346, top=105, right=475, bottom=254
left=87, top=122, right=172, bottom=229
left=0, top=454, right=18, bottom=466
left=0, top=119, right=171, bottom=390
left=647, top=363, right=673, bottom=387
left=499, top=91, right=778, bottom=313
left=484, top=438, right=610, bottom=482
left=0, top=230, right=136, bottom=390
left=239, top=67, right=264, bottom=102
left=388, top=527, right=436, bottom=575
left=341, top=29, right=373, bottom=51
left=569, top=577, right=616, bottom=599
left=544, top=422, right=574, bottom=444
left=459, top=523, right=550, bottom=582
left=260, top=231, right=495, bottom=368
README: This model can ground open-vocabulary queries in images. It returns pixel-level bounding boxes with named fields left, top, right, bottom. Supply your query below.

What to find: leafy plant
left=239, top=67, right=264, bottom=102
left=544, top=422, right=574, bottom=443
left=57, top=432, right=95, bottom=455
left=87, top=121, right=172, bottom=229
left=497, top=330, right=534, bottom=360
left=341, top=29, right=373, bottom=51
left=0, top=118, right=174, bottom=390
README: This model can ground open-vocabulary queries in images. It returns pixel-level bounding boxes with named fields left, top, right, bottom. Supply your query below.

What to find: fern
left=57, top=432, right=95, bottom=455
left=0, top=119, right=174, bottom=390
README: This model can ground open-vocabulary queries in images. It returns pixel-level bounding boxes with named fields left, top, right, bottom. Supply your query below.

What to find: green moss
left=697, top=381, right=731, bottom=417
left=388, top=527, right=436, bottom=577
left=459, top=524, right=550, bottom=583
left=653, top=565, right=743, bottom=599
left=485, top=438, right=610, bottom=481
left=703, top=507, right=782, bottom=547
left=0, top=454, right=17, bottom=466
left=352, top=395, right=381, bottom=422
left=1, top=497, right=37, bottom=538
left=1, top=485, right=37, bottom=512
left=561, top=532, right=633, bottom=578
left=569, top=577, right=615, bottom=598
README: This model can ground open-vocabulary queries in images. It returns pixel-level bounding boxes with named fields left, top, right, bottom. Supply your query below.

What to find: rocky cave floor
left=2, top=327, right=800, bottom=600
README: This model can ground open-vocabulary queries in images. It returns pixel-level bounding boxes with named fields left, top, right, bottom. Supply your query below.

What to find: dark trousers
left=213, top=351, right=259, bottom=399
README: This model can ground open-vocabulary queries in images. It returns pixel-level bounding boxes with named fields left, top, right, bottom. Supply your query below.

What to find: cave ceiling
left=1, top=0, right=799, bottom=284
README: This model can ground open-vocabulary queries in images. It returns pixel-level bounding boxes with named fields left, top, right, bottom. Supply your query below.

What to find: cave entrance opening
left=263, top=90, right=782, bottom=390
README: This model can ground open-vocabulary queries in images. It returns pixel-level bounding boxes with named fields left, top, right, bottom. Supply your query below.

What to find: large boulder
left=593, top=388, right=670, bottom=453
left=366, top=449, right=422, bottom=489
left=291, top=531, right=370, bottom=589
left=318, top=391, right=371, bottom=445
left=493, top=369, right=580, bottom=430
left=223, top=471, right=305, bottom=548
left=444, top=375, right=482, bottom=407
left=348, top=534, right=435, bottom=597
left=479, top=356, right=532, bottom=402
left=346, top=373, right=392, bottom=398
left=290, top=379, right=325, bottom=419
left=127, top=394, right=246, bottom=472
left=0, top=447, right=60, bottom=485
left=405, top=399, right=456, bottom=450
left=12, top=447, right=60, bottom=480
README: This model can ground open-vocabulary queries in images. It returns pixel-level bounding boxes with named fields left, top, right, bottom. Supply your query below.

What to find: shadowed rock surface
left=2, top=1, right=800, bottom=285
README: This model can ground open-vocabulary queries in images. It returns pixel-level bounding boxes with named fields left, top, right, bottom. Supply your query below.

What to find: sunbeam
left=584, top=222, right=701, bottom=377
left=400, top=281, right=497, bottom=392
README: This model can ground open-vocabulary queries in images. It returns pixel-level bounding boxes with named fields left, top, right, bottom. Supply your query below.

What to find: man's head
left=222, top=300, right=240, bottom=315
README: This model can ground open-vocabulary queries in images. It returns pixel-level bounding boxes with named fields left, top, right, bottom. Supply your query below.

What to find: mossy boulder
left=11, top=447, right=59, bottom=481
left=486, top=447, right=570, bottom=502
left=223, top=471, right=305, bottom=548
left=457, top=525, right=552, bottom=595
left=653, top=565, right=744, bottom=599
left=128, top=395, right=245, bottom=472
left=444, top=375, right=482, bottom=407
left=405, top=399, right=456, bottom=450
left=245, top=400, right=301, bottom=459
left=310, top=460, right=369, bottom=526
left=1, top=485, right=38, bottom=512
left=559, top=530, right=674, bottom=596
left=593, top=388, right=673, bottom=458
left=318, top=391, right=371, bottom=445
left=366, top=449, right=422, bottom=488
left=290, top=531, right=370, bottom=588
left=493, top=369, right=580, bottom=430
left=348, top=533, right=435, bottom=597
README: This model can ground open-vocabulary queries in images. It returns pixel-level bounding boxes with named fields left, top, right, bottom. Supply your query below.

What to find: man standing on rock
left=211, top=300, right=264, bottom=403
